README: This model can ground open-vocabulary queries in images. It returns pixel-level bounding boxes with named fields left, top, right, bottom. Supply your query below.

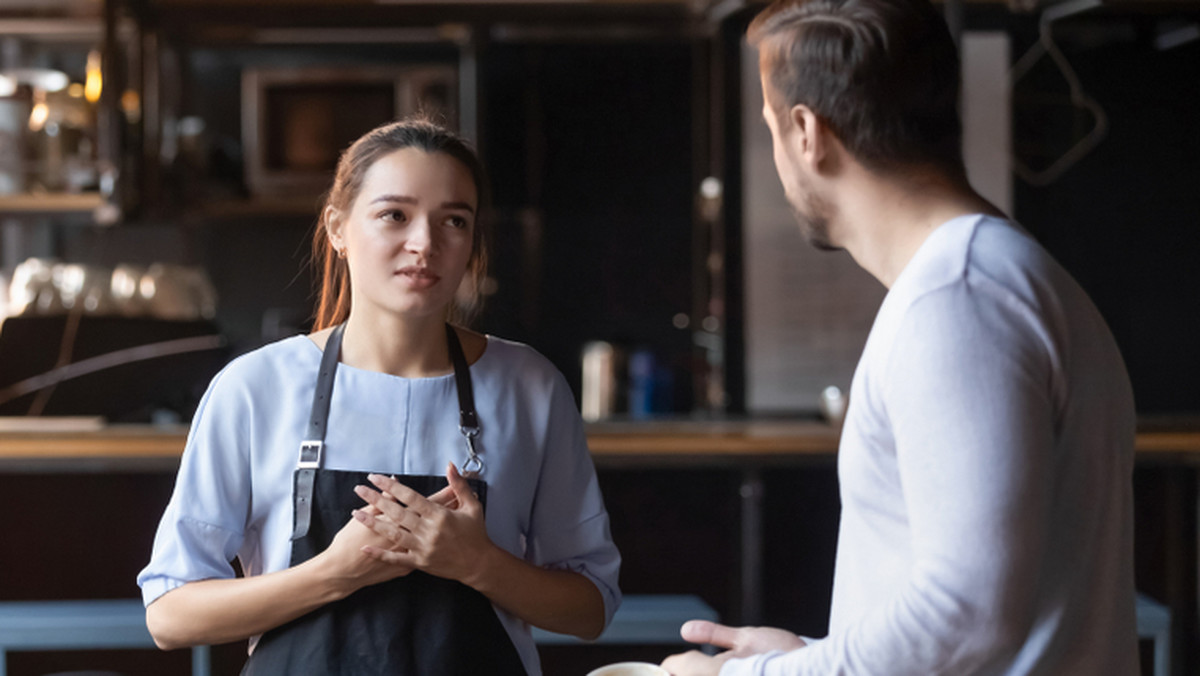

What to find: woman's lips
left=395, top=266, right=440, bottom=289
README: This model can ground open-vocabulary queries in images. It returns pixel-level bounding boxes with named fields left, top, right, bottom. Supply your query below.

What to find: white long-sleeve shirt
left=725, top=215, right=1137, bottom=675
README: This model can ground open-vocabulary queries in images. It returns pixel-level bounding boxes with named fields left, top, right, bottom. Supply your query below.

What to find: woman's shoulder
left=477, top=334, right=566, bottom=385
left=210, top=333, right=319, bottom=390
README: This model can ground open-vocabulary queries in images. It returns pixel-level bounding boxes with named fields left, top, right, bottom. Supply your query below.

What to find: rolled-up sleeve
left=137, top=363, right=253, bottom=606
left=526, top=372, right=622, bottom=628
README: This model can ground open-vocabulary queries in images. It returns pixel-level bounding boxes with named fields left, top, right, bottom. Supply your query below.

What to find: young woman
left=138, top=118, right=621, bottom=675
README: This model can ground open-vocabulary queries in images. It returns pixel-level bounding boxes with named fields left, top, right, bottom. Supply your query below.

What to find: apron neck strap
left=304, top=322, right=481, bottom=457
left=306, top=322, right=346, bottom=445
left=445, top=324, right=478, bottom=433
left=293, top=323, right=481, bottom=540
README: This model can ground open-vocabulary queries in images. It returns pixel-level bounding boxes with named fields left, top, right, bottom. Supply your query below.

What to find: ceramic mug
left=586, top=662, right=670, bottom=676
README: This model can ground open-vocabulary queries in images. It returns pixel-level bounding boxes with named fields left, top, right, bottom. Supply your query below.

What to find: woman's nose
left=405, top=216, right=434, bottom=254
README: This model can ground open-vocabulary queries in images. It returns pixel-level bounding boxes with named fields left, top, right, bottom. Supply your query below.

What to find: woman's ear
left=323, top=206, right=344, bottom=253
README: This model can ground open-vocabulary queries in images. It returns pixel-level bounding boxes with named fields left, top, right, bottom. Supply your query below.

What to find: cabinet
left=2, top=2, right=740, bottom=420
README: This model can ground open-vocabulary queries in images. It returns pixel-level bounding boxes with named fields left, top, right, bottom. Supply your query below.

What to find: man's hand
left=661, top=650, right=730, bottom=676
left=681, top=620, right=806, bottom=655
left=661, top=620, right=807, bottom=674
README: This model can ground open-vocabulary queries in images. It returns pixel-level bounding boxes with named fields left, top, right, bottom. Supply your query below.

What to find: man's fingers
left=681, top=620, right=742, bottom=649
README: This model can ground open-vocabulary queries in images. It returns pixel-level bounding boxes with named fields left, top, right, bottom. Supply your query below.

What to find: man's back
left=823, top=214, right=1137, bottom=674
left=664, top=2, right=1141, bottom=673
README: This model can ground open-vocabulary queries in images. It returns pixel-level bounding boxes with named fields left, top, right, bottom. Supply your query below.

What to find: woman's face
left=329, top=147, right=478, bottom=322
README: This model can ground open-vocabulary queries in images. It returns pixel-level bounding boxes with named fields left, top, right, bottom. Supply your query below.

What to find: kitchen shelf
left=0, top=192, right=105, bottom=217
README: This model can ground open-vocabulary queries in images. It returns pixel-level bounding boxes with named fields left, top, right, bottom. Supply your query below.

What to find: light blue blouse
left=138, top=334, right=622, bottom=675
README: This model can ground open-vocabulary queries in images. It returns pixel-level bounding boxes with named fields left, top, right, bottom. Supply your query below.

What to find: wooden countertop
left=0, top=418, right=1198, bottom=471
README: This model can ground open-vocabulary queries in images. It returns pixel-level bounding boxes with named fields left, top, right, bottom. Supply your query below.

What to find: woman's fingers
left=352, top=507, right=415, bottom=548
left=368, top=474, right=434, bottom=517
left=427, top=485, right=459, bottom=509
left=354, top=484, right=402, bottom=517
left=445, top=463, right=481, bottom=512
left=361, top=545, right=412, bottom=566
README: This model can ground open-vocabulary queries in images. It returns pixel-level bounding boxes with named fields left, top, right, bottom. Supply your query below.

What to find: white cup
left=819, top=385, right=847, bottom=426
left=586, top=662, right=670, bottom=676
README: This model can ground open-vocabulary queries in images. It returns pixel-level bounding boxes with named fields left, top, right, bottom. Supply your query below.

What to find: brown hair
left=748, top=0, right=964, bottom=175
left=311, top=117, right=490, bottom=330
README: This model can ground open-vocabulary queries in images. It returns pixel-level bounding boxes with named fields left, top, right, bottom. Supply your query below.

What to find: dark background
left=2, top=1, right=1198, bottom=674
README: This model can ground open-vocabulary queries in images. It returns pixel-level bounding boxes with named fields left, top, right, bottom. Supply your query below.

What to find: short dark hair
left=749, top=0, right=964, bottom=174
left=312, top=117, right=490, bottom=329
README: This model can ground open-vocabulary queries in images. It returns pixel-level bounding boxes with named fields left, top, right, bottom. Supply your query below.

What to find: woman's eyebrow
left=368, top=195, right=474, bottom=213
left=369, top=194, right=418, bottom=205
left=441, top=201, right=476, bottom=214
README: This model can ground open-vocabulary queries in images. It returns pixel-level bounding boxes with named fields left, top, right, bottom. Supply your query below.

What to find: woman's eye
left=446, top=216, right=470, bottom=229
left=380, top=210, right=407, bottom=223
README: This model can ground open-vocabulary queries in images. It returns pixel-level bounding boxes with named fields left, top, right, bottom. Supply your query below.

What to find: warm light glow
left=121, top=89, right=140, bottom=123
left=68, top=82, right=85, bottom=98
left=85, top=49, right=103, bottom=103
left=139, top=276, right=157, bottom=300
left=28, top=101, right=49, bottom=132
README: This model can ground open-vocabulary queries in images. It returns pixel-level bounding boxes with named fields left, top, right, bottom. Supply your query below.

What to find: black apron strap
left=445, top=324, right=484, bottom=474
left=445, top=324, right=477, bottom=429
left=292, top=323, right=346, bottom=540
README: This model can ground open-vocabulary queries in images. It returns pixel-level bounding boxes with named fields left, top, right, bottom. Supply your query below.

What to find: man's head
left=750, top=0, right=964, bottom=246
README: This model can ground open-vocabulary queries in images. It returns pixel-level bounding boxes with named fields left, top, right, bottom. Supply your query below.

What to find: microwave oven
left=240, top=64, right=457, bottom=198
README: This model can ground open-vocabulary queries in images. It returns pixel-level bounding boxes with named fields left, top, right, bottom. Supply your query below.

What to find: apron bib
left=242, top=324, right=527, bottom=676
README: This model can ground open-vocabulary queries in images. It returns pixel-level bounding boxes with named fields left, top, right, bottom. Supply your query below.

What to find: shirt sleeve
left=724, top=279, right=1059, bottom=675
left=524, top=370, right=623, bottom=628
left=137, top=362, right=255, bottom=606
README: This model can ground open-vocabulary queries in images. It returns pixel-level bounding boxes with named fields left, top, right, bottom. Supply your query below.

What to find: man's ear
left=789, top=104, right=828, bottom=167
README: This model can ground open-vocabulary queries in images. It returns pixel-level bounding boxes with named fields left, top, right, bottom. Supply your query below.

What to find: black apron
left=242, top=323, right=528, bottom=676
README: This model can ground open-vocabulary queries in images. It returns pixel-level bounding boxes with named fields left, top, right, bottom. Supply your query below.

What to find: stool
left=533, top=594, right=719, bottom=645
left=0, top=600, right=210, bottom=676
left=1135, top=593, right=1170, bottom=676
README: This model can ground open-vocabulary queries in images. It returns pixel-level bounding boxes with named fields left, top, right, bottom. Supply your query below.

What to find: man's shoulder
left=898, top=215, right=1056, bottom=308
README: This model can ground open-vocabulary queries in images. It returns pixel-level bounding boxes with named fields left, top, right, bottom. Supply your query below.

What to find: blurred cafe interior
left=0, top=0, right=1197, bottom=674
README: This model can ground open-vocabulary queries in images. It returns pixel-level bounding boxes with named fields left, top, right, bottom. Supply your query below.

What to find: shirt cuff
left=719, top=650, right=787, bottom=676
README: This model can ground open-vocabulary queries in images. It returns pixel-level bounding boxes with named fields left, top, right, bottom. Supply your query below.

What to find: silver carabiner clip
left=460, top=425, right=484, bottom=476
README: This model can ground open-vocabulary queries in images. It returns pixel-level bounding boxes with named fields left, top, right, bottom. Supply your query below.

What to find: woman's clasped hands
left=350, top=462, right=493, bottom=585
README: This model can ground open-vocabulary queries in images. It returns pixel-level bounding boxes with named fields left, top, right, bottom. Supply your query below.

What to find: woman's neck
left=341, top=310, right=452, bottom=378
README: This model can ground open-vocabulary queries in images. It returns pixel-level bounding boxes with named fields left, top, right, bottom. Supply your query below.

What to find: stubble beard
left=790, top=189, right=840, bottom=253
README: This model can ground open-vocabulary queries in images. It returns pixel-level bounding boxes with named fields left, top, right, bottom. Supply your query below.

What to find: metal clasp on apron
left=459, top=425, right=483, bottom=475
left=298, top=440, right=323, bottom=469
